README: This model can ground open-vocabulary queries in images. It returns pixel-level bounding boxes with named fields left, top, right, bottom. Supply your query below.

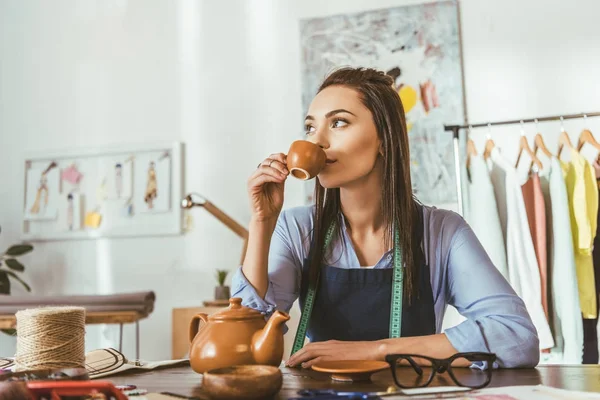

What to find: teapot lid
left=209, top=298, right=264, bottom=321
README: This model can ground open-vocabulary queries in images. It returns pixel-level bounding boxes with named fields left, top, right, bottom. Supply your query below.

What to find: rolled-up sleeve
left=443, top=225, right=540, bottom=368
left=231, top=210, right=302, bottom=319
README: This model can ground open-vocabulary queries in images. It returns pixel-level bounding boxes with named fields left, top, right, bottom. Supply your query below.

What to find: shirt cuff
left=444, top=319, right=490, bottom=354
left=230, top=266, right=277, bottom=316
left=445, top=321, right=502, bottom=369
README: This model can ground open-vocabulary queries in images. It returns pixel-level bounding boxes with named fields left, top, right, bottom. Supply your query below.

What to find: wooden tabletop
left=107, top=364, right=600, bottom=399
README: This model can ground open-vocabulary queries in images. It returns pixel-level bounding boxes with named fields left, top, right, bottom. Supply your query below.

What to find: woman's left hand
left=286, top=340, right=383, bottom=369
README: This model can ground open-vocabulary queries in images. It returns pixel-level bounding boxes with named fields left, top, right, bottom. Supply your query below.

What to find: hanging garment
left=522, top=172, right=548, bottom=320
left=539, top=157, right=583, bottom=364
left=465, top=154, right=509, bottom=280
left=582, top=171, right=600, bottom=364
left=488, top=147, right=554, bottom=350
left=560, top=148, right=598, bottom=319
left=589, top=181, right=600, bottom=363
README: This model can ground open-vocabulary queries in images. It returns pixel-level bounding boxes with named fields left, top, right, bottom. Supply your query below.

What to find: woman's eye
left=332, top=119, right=348, bottom=128
left=305, top=125, right=316, bottom=134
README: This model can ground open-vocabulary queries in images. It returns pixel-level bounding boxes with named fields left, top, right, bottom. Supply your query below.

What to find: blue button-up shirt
left=231, top=204, right=540, bottom=368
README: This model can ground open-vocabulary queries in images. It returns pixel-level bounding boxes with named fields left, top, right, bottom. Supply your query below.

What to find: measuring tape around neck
left=290, top=223, right=403, bottom=356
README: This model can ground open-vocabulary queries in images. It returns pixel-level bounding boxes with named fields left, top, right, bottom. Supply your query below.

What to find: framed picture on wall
left=299, top=1, right=466, bottom=206
left=21, top=141, right=183, bottom=241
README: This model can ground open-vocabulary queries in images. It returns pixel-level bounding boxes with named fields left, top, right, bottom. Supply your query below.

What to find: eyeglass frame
left=384, top=352, right=497, bottom=389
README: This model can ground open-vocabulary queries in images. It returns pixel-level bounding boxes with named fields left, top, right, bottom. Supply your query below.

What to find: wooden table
left=107, top=364, right=600, bottom=399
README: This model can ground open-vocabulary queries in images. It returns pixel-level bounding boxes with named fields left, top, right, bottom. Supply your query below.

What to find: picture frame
left=21, top=141, right=183, bottom=241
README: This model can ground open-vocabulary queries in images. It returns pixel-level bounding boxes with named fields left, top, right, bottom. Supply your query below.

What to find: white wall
left=461, top=0, right=600, bottom=155
left=1, top=0, right=600, bottom=361
left=0, top=0, right=306, bottom=360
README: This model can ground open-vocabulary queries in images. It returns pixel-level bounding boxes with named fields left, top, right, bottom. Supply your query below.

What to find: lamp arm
left=201, top=200, right=249, bottom=239
left=182, top=193, right=250, bottom=265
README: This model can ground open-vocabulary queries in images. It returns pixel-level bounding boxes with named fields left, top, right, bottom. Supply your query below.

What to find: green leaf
left=4, top=259, right=24, bottom=272
left=1, top=329, right=16, bottom=336
left=5, top=271, right=30, bottom=292
left=0, top=271, right=10, bottom=295
left=5, top=244, right=33, bottom=256
left=215, top=269, right=228, bottom=286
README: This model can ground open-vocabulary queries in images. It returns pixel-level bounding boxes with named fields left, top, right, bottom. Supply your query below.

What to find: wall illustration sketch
left=24, top=163, right=59, bottom=221
left=105, top=156, right=133, bottom=200
left=135, top=151, right=171, bottom=214
left=22, top=142, right=182, bottom=241
left=300, top=1, right=465, bottom=205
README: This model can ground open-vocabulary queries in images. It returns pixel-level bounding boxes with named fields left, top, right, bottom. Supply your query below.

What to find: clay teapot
left=189, top=297, right=290, bottom=374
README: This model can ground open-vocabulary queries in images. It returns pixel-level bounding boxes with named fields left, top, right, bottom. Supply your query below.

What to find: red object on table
left=25, top=380, right=128, bottom=400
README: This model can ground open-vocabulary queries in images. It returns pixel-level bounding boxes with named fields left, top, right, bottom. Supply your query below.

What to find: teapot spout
left=252, top=310, right=290, bottom=366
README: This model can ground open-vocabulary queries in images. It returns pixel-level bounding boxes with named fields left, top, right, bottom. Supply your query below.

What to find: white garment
left=466, top=154, right=509, bottom=280
left=540, top=157, right=584, bottom=364
left=488, top=148, right=554, bottom=350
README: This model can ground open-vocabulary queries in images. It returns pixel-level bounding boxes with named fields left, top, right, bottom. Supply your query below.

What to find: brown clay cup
left=286, top=140, right=327, bottom=180
left=202, top=365, right=283, bottom=400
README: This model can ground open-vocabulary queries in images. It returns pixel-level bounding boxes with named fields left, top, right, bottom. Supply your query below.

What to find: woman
left=231, top=67, right=539, bottom=369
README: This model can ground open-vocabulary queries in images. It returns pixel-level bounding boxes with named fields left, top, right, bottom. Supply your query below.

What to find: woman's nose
left=307, top=129, right=329, bottom=149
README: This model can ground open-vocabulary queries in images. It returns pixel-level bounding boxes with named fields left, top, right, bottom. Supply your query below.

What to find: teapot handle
left=189, top=313, right=209, bottom=343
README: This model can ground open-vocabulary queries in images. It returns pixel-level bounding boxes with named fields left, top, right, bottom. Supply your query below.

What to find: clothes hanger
left=533, top=134, right=553, bottom=158
left=483, top=123, right=496, bottom=161
left=531, top=119, right=553, bottom=158
left=515, top=121, right=543, bottom=170
left=557, top=116, right=574, bottom=159
left=466, top=125, right=477, bottom=170
left=577, top=114, right=600, bottom=151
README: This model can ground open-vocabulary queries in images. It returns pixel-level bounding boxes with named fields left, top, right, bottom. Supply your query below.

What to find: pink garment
left=61, top=165, right=83, bottom=184
left=522, top=172, right=548, bottom=321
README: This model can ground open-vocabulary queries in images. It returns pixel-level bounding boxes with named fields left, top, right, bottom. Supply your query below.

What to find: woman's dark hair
left=308, top=66, right=420, bottom=301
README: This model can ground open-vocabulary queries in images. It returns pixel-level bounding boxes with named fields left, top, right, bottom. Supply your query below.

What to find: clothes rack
left=444, top=111, right=600, bottom=216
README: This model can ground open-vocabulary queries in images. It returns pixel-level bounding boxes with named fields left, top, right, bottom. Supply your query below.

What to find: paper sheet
left=85, top=348, right=189, bottom=379
left=0, top=348, right=189, bottom=379
left=384, top=385, right=600, bottom=399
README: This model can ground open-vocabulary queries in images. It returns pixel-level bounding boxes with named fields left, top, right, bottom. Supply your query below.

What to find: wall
left=1, top=0, right=600, bottom=360
left=461, top=0, right=600, bottom=154
left=0, top=0, right=306, bottom=360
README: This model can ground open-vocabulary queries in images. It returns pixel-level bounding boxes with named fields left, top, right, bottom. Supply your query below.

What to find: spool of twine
left=14, top=306, right=85, bottom=371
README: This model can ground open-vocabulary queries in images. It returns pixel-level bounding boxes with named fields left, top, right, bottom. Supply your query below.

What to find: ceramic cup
left=286, top=140, right=327, bottom=180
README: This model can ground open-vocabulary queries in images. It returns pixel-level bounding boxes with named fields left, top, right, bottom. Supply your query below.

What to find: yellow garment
left=560, top=148, right=598, bottom=319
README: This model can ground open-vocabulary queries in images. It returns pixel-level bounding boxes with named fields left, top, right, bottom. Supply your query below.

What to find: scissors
left=288, top=388, right=399, bottom=400
left=288, top=386, right=473, bottom=400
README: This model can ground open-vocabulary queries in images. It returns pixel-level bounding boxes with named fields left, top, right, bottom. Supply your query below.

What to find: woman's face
left=304, top=85, right=382, bottom=189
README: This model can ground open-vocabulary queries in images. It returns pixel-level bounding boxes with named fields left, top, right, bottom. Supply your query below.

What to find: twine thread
left=14, top=306, right=85, bottom=371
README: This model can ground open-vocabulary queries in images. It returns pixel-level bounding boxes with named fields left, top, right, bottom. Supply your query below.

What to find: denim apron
left=298, top=204, right=436, bottom=342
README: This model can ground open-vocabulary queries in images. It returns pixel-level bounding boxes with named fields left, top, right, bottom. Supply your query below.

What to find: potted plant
left=214, top=269, right=230, bottom=301
left=0, top=228, right=32, bottom=295
left=0, top=228, right=33, bottom=335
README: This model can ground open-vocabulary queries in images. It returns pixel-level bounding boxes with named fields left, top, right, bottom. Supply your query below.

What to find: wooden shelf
left=0, top=311, right=148, bottom=329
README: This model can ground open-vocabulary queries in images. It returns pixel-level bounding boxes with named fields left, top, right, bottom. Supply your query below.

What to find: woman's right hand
left=248, top=153, right=289, bottom=222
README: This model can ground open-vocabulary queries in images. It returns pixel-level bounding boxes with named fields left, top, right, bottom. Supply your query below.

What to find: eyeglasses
left=384, top=352, right=496, bottom=389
